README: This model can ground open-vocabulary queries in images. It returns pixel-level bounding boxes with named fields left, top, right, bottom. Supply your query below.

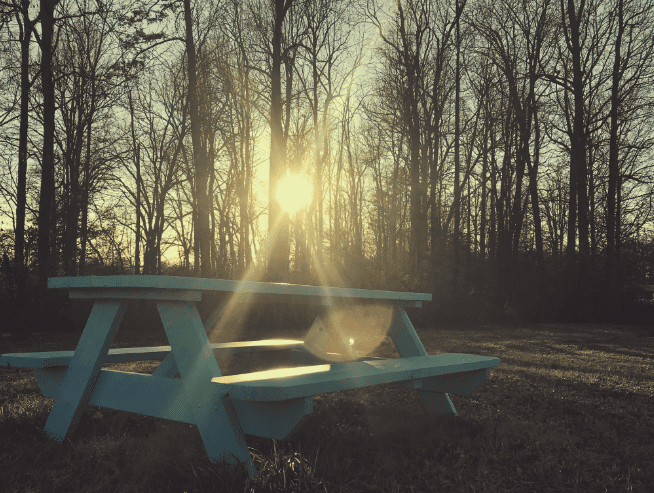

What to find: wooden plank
left=217, top=364, right=334, bottom=384
left=421, top=368, right=491, bottom=395
left=388, top=306, right=428, bottom=358
left=211, top=340, right=305, bottom=352
left=157, top=300, right=256, bottom=477
left=231, top=397, right=313, bottom=440
left=388, top=306, right=459, bottom=415
left=236, top=293, right=423, bottom=308
left=1, top=347, right=171, bottom=368
left=213, top=354, right=499, bottom=402
left=398, top=353, right=500, bottom=376
left=151, top=352, right=178, bottom=378
left=43, top=300, right=128, bottom=442
left=390, top=368, right=492, bottom=395
left=33, top=367, right=311, bottom=439
left=48, top=275, right=431, bottom=304
left=203, top=297, right=229, bottom=332
left=69, top=288, right=201, bottom=301
left=1, top=340, right=306, bottom=369
left=34, top=367, right=196, bottom=424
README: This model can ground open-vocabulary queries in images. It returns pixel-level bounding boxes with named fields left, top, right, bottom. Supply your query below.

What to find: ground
left=1, top=321, right=652, bottom=492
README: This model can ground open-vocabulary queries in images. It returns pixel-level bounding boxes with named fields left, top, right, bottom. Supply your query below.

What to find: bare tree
left=182, top=0, right=212, bottom=275
left=36, top=0, right=61, bottom=285
left=297, top=0, right=358, bottom=267
left=606, top=0, right=654, bottom=266
left=216, top=0, right=261, bottom=275
left=473, top=0, right=556, bottom=262
left=10, top=0, right=38, bottom=278
left=248, top=0, right=308, bottom=281
left=369, top=0, right=434, bottom=277
left=551, top=0, right=612, bottom=258
left=119, top=68, right=187, bottom=275
left=266, top=0, right=293, bottom=281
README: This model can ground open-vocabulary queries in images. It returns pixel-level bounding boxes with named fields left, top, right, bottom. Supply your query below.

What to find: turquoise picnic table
left=0, top=276, right=500, bottom=477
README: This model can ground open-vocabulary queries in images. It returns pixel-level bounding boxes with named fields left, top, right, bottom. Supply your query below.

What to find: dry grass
left=1, top=323, right=653, bottom=492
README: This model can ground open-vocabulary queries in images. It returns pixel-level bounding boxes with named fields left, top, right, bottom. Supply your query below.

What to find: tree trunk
left=397, top=1, right=423, bottom=276
left=135, top=146, right=141, bottom=274
left=128, top=91, right=140, bottom=274
left=79, top=56, right=98, bottom=277
left=480, top=107, right=489, bottom=258
left=242, top=61, right=253, bottom=268
left=79, top=118, right=91, bottom=276
left=529, top=112, right=544, bottom=262
left=15, top=1, right=34, bottom=278
left=37, top=0, right=60, bottom=286
left=564, top=0, right=589, bottom=258
left=607, top=0, right=624, bottom=262
left=452, top=1, right=462, bottom=295
left=62, top=79, right=86, bottom=277
left=497, top=102, right=512, bottom=269
left=268, top=0, right=291, bottom=282
left=453, top=2, right=461, bottom=246
left=183, top=0, right=210, bottom=277
left=489, top=131, right=497, bottom=261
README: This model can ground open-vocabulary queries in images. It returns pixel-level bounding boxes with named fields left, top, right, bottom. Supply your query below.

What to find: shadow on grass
left=1, top=322, right=653, bottom=492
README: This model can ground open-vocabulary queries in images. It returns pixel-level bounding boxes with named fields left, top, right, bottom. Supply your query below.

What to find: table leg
left=388, top=305, right=457, bottom=415
left=44, top=300, right=128, bottom=441
left=202, top=297, right=229, bottom=333
left=152, top=352, right=178, bottom=378
left=157, top=301, right=256, bottom=477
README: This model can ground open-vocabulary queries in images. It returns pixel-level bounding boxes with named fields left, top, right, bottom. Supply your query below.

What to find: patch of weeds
left=248, top=441, right=325, bottom=492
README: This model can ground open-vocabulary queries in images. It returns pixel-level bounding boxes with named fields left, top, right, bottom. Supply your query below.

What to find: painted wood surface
left=0, top=275, right=502, bottom=479
left=387, top=305, right=459, bottom=414
left=69, top=288, right=202, bottom=301
left=156, top=301, right=256, bottom=476
left=43, top=300, right=128, bottom=442
left=33, top=366, right=313, bottom=440
left=0, top=340, right=305, bottom=369
left=212, top=354, right=499, bottom=401
left=48, top=275, right=431, bottom=305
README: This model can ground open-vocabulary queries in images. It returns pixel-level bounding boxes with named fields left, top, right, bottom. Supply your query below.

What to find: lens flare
left=303, top=303, right=394, bottom=362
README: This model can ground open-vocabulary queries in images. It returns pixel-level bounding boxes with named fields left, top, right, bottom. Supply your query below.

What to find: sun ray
left=305, top=254, right=394, bottom=362
left=205, top=212, right=288, bottom=353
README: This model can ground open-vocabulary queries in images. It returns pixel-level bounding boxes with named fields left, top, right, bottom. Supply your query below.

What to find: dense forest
left=1, top=0, right=654, bottom=327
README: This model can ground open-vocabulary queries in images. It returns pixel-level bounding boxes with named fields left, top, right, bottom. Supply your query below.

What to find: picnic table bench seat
left=213, top=353, right=500, bottom=401
left=3, top=344, right=498, bottom=446
left=0, top=339, right=307, bottom=369
left=1, top=275, right=500, bottom=478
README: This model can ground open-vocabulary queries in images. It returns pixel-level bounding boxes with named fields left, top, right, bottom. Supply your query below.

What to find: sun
left=276, top=173, right=313, bottom=215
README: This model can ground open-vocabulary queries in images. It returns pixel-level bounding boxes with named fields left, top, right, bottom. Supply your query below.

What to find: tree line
left=1, top=0, right=653, bottom=324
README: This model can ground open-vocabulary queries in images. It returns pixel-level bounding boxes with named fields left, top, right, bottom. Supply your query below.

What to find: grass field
left=1, top=323, right=653, bottom=492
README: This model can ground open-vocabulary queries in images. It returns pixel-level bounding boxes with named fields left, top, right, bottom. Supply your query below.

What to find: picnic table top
left=48, top=275, right=431, bottom=304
